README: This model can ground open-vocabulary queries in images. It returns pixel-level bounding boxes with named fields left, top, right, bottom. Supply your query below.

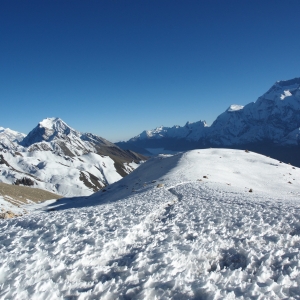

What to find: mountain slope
left=1, top=149, right=300, bottom=298
left=0, top=118, right=146, bottom=197
left=118, top=78, right=300, bottom=163
left=0, top=127, right=25, bottom=150
left=208, top=78, right=300, bottom=146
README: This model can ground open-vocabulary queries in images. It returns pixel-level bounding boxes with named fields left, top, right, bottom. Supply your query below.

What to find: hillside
left=1, top=149, right=300, bottom=299
left=0, top=118, right=146, bottom=197
left=0, top=182, right=61, bottom=219
left=118, top=78, right=300, bottom=166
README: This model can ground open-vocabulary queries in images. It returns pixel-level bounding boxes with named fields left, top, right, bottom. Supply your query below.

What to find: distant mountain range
left=0, top=118, right=146, bottom=197
left=117, top=78, right=300, bottom=166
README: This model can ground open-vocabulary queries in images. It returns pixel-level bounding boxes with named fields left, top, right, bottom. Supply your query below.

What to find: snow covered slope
left=0, top=118, right=146, bottom=197
left=0, top=182, right=61, bottom=219
left=0, top=127, right=25, bottom=150
left=1, top=149, right=300, bottom=299
left=21, top=117, right=125, bottom=156
left=119, top=77, right=300, bottom=157
left=208, top=78, right=300, bottom=146
left=131, top=120, right=207, bottom=142
left=0, top=150, right=125, bottom=197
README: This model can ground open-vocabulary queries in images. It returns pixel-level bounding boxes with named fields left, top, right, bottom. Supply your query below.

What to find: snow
left=145, top=148, right=179, bottom=155
left=125, top=77, right=300, bottom=147
left=0, top=150, right=124, bottom=197
left=1, top=149, right=300, bottom=299
left=0, top=127, right=26, bottom=146
left=280, top=90, right=293, bottom=100
left=39, top=117, right=61, bottom=129
left=0, top=195, right=26, bottom=215
left=131, top=121, right=207, bottom=142
left=227, top=105, right=244, bottom=112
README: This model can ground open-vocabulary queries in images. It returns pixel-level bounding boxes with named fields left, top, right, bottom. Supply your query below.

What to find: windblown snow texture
left=1, top=149, right=300, bottom=299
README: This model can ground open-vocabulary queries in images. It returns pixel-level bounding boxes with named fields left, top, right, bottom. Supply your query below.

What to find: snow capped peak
left=0, top=127, right=25, bottom=136
left=21, top=117, right=82, bottom=149
left=0, top=127, right=26, bottom=144
left=39, top=117, right=63, bottom=128
left=262, top=77, right=300, bottom=101
left=123, top=77, right=300, bottom=150
left=38, top=117, right=76, bottom=134
left=276, top=77, right=300, bottom=87
left=130, top=121, right=207, bottom=142
left=227, top=104, right=244, bottom=112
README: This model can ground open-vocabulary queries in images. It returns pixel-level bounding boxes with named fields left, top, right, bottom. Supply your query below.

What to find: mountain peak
left=39, top=117, right=63, bottom=127
left=39, top=117, right=73, bottom=132
left=0, top=127, right=26, bottom=148
left=21, top=117, right=80, bottom=147
left=276, top=77, right=300, bottom=87
left=262, top=77, right=300, bottom=101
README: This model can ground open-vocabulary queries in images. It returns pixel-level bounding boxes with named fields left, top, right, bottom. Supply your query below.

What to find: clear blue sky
left=1, top=0, right=300, bottom=142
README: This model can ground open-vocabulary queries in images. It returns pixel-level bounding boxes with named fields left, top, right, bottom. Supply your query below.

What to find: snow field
left=0, top=151, right=124, bottom=197
left=1, top=149, right=300, bottom=299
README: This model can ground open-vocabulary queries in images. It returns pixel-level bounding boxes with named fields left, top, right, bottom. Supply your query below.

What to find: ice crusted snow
left=1, top=149, right=300, bottom=299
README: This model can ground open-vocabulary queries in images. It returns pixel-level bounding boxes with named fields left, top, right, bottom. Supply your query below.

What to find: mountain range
left=0, top=118, right=146, bottom=197
left=2, top=78, right=300, bottom=298
left=117, top=78, right=300, bottom=166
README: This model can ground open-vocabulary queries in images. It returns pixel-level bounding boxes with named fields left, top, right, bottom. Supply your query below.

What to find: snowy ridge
left=123, top=77, right=300, bottom=148
left=1, top=149, right=300, bottom=298
left=209, top=77, right=300, bottom=146
left=0, top=150, right=123, bottom=197
left=21, top=117, right=96, bottom=156
left=0, top=127, right=26, bottom=151
left=0, top=118, right=146, bottom=197
left=131, top=120, right=207, bottom=142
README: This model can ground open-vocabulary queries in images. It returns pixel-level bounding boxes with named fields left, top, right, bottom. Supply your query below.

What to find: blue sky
left=1, top=0, right=300, bottom=142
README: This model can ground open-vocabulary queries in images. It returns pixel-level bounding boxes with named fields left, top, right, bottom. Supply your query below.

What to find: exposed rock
left=14, top=177, right=35, bottom=186
left=0, top=210, right=17, bottom=219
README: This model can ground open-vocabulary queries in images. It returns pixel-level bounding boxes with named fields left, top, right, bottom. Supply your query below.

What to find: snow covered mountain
left=208, top=78, right=300, bottom=146
left=0, top=118, right=146, bottom=197
left=118, top=78, right=300, bottom=163
left=130, top=120, right=208, bottom=141
left=0, top=127, right=26, bottom=150
left=21, top=117, right=118, bottom=156
left=2, top=149, right=300, bottom=298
